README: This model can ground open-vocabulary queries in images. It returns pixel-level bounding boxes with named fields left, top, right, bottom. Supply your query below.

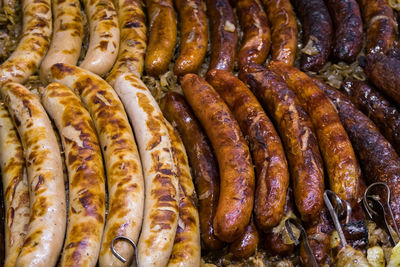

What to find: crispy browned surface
left=229, top=221, right=259, bottom=259
left=236, top=0, right=270, bottom=68
left=181, top=74, right=254, bottom=243
left=174, top=0, right=208, bottom=76
left=325, top=0, right=363, bottom=63
left=206, top=69, right=289, bottom=230
left=269, top=61, right=360, bottom=206
left=0, top=187, right=4, bottom=267
left=261, top=0, right=297, bottom=65
left=359, top=0, right=396, bottom=55
left=205, top=0, right=238, bottom=72
left=239, top=64, right=324, bottom=222
left=160, top=92, right=223, bottom=250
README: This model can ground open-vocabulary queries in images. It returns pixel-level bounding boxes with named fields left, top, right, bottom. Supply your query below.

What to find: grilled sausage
left=41, top=82, right=106, bottom=267
left=236, top=0, right=271, bottom=68
left=160, top=92, right=223, bottom=251
left=113, top=73, right=178, bottom=267
left=341, top=79, right=400, bottom=155
left=359, top=0, right=396, bottom=55
left=106, top=0, right=147, bottom=86
left=47, top=63, right=145, bottom=267
left=261, top=0, right=297, bottom=65
left=39, top=0, right=83, bottom=82
left=0, top=0, right=51, bottom=84
left=229, top=220, right=259, bottom=259
left=205, top=0, right=238, bottom=72
left=181, top=74, right=255, bottom=243
left=269, top=61, right=360, bottom=206
left=0, top=104, right=29, bottom=267
left=173, top=0, right=208, bottom=76
left=79, top=0, right=119, bottom=76
left=206, top=69, right=289, bottom=230
left=292, top=0, right=333, bottom=71
left=325, top=0, right=363, bottom=63
left=0, top=82, right=66, bottom=267
left=239, top=64, right=324, bottom=222
left=144, top=0, right=177, bottom=76
left=165, top=122, right=201, bottom=267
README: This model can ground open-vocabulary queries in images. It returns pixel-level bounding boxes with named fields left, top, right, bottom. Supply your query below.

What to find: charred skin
left=144, top=0, right=177, bottom=76
left=205, top=0, right=238, bottom=72
left=182, top=74, right=255, bottom=243
left=292, top=0, right=333, bottom=71
left=236, top=0, right=271, bottom=68
left=325, top=0, right=363, bottom=63
left=160, top=92, right=223, bottom=250
left=261, top=0, right=297, bottom=65
left=239, top=64, right=324, bottom=223
left=173, top=0, right=208, bottom=76
left=229, top=220, right=259, bottom=259
left=206, top=69, right=289, bottom=230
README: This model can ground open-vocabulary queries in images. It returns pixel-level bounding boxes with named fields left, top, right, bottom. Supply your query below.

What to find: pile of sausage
left=0, top=0, right=400, bottom=266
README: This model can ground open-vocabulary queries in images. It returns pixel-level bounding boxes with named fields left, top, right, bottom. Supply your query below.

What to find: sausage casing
left=229, top=220, right=259, bottom=259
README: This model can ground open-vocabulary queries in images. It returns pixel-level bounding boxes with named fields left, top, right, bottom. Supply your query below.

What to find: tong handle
left=111, top=236, right=139, bottom=266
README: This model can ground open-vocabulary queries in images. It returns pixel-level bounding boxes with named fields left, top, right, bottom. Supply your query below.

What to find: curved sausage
left=205, top=0, right=238, bottom=72
left=359, top=0, right=396, bottom=55
left=261, top=0, right=297, bottom=65
left=0, top=104, right=29, bottom=267
left=173, top=0, right=208, bottom=76
left=106, top=0, right=147, bottom=86
left=39, top=0, right=83, bottom=82
left=206, top=69, right=289, bottom=230
left=325, top=0, right=363, bottom=63
left=144, top=0, right=177, bottom=76
left=41, top=82, right=106, bottom=267
left=113, top=73, right=178, bottom=267
left=238, top=63, right=324, bottom=222
left=0, top=82, right=66, bottom=267
left=47, top=63, right=145, bottom=267
left=269, top=60, right=360, bottom=206
left=181, top=74, right=255, bottom=243
left=0, top=0, right=51, bottom=84
left=79, top=0, right=119, bottom=76
left=229, top=220, right=259, bottom=259
left=292, top=0, right=333, bottom=71
left=160, top=92, right=223, bottom=250
left=236, top=0, right=271, bottom=68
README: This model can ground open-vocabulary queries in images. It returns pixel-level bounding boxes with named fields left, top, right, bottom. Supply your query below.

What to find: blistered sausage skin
left=41, top=83, right=106, bottom=267
left=39, top=0, right=83, bottom=82
left=269, top=61, right=360, bottom=206
left=182, top=74, right=255, bottom=243
left=106, top=0, right=147, bottom=86
left=47, top=63, right=145, bottom=267
left=113, top=73, right=179, bottom=267
left=0, top=0, right=51, bottom=84
left=79, top=0, right=119, bottom=76
left=0, top=83, right=66, bottom=267
left=229, top=220, right=259, bottom=259
left=206, top=69, right=289, bottom=230
left=173, top=0, right=208, bottom=76
left=165, top=122, right=201, bottom=267
left=261, top=0, right=297, bottom=65
left=205, top=0, right=238, bottom=72
left=236, top=0, right=270, bottom=68
left=144, top=0, right=177, bottom=76
left=160, top=92, right=223, bottom=250
left=239, top=64, right=324, bottom=222
left=0, top=104, right=29, bottom=267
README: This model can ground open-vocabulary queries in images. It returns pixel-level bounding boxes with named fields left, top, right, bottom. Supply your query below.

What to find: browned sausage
left=160, top=92, right=223, bottom=250
left=269, top=60, right=361, bottom=206
left=261, top=0, right=298, bottom=65
left=236, top=0, right=271, bottom=68
left=292, top=0, right=333, bottom=71
left=181, top=74, right=255, bottom=243
left=205, top=0, right=238, bottom=72
left=229, top=220, right=259, bottom=259
left=206, top=69, right=289, bottom=230
left=239, top=63, right=324, bottom=223
left=325, top=0, right=363, bottom=63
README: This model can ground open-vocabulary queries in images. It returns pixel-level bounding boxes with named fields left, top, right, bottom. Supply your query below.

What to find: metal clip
left=111, top=236, right=139, bottom=266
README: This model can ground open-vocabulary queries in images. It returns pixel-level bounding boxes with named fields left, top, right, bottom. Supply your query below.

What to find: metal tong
left=111, top=236, right=140, bottom=266
left=363, top=182, right=400, bottom=246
